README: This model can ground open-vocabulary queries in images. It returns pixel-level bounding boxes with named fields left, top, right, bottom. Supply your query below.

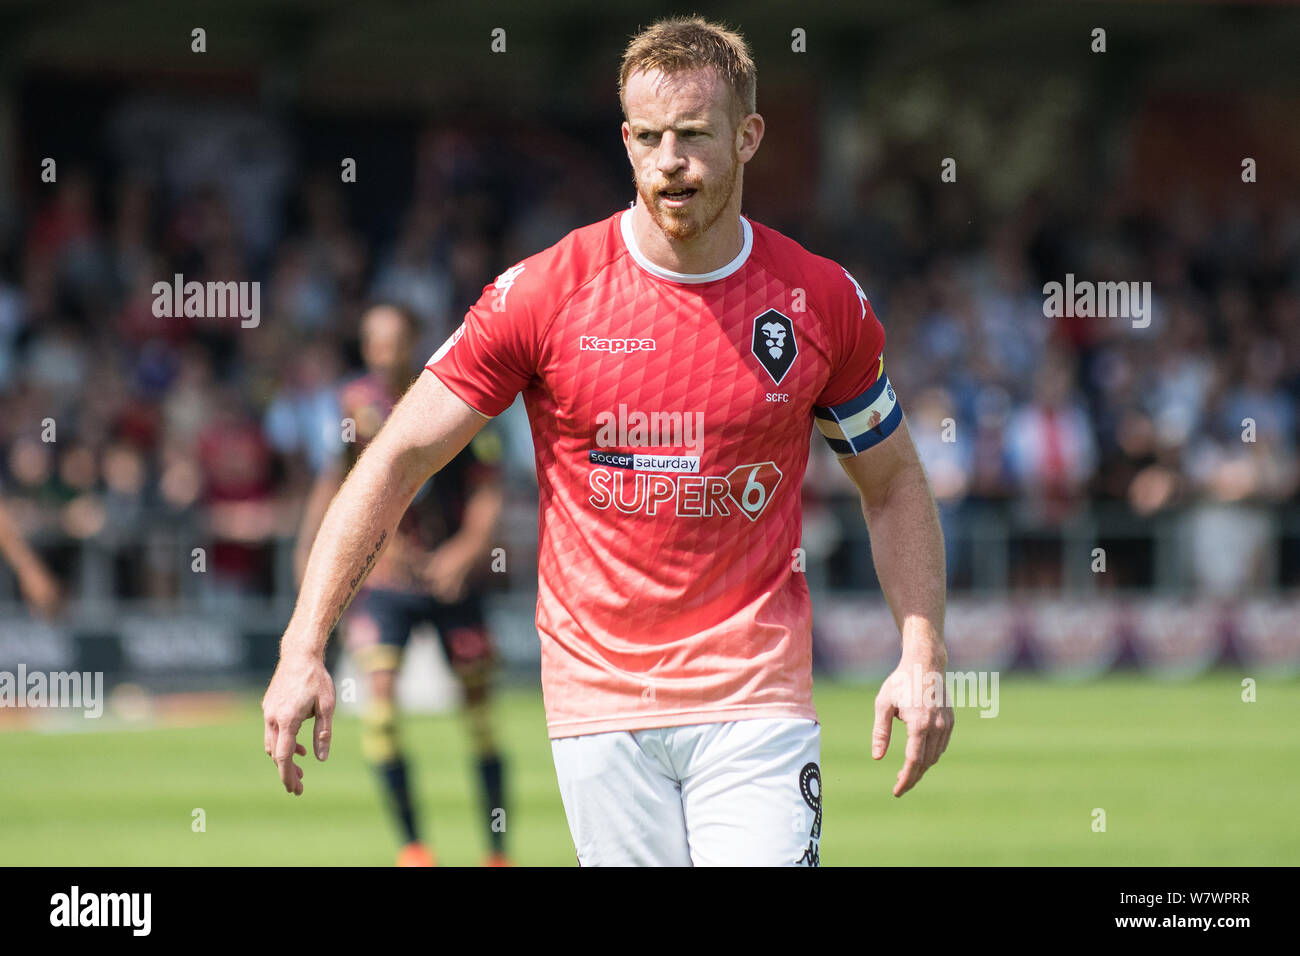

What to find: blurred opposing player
left=265, top=17, right=952, bottom=866
left=0, top=496, right=61, bottom=617
left=294, top=302, right=509, bottom=867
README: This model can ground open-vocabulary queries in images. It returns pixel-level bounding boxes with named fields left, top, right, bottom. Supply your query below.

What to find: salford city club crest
left=751, top=309, right=797, bottom=384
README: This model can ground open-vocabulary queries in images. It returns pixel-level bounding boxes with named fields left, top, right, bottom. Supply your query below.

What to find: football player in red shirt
left=265, top=16, right=951, bottom=866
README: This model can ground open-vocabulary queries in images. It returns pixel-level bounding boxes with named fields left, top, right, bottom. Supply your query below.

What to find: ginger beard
left=635, top=136, right=741, bottom=244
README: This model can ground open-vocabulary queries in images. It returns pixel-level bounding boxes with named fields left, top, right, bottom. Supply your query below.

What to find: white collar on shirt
left=619, top=208, right=753, bottom=284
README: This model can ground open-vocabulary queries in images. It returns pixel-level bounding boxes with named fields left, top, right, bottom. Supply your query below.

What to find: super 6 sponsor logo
left=588, top=461, right=782, bottom=520
left=728, top=462, right=783, bottom=521
left=580, top=336, right=656, bottom=353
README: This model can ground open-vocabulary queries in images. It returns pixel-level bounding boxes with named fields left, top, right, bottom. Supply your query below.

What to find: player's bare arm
left=838, top=414, right=953, bottom=797
left=262, top=370, right=488, bottom=794
left=0, top=497, right=61, bottom=618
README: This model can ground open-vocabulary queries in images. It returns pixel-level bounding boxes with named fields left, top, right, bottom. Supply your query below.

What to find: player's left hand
left=871, top=643, right=954, bottom=797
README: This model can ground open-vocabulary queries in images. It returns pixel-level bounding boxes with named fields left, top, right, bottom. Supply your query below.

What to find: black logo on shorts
left=752, top=309, right=796, bottom=384
left=796, top=761, right=821, bottom=867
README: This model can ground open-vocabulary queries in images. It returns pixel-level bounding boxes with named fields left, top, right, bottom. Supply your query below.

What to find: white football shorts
left=550, top=717, right=822, bottom=867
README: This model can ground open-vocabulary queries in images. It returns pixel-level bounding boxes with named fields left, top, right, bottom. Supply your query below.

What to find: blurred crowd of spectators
left=803, top=174, right=1300, bottom=592
left=1, top=102, right=1298, bottom=603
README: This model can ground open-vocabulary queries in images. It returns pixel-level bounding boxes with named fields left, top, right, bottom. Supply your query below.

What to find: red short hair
left=619, top=16, right=757, bottom=124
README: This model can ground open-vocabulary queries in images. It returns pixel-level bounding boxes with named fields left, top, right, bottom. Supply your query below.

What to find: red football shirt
left=427, top=208, right=900, bottom=737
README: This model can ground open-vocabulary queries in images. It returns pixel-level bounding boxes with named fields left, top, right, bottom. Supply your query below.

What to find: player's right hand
left=262, top=651, right=335, bottom=795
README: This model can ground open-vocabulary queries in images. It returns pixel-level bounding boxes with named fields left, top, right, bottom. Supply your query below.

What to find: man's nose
left=656, top=132, right=687, bottom=173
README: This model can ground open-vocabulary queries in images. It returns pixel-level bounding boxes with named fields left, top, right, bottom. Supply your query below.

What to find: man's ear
left=736, top=113, right=764, bottom=163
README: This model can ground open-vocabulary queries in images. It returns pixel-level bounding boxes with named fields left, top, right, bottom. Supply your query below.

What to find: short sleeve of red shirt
left=812, top=266, right=901, bottom=457
left=425, top=262, right=541, bottom=417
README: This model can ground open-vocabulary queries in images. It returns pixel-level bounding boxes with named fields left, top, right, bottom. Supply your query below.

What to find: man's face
left=360, top=306, right=413, bottom=378
left=622, top=67, right=749, bottom=243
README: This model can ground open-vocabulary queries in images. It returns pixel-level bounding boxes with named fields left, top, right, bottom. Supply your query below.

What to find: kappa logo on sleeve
left=490, top=263, right=526, bottom=311
left=426, top=323, right=465, bottom=365
left=751, top=309, right=797, bottom=384
left=842, top=267, right=869, bottom=319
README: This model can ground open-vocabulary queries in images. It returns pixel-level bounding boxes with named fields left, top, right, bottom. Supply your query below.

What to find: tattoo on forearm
left=329, top=529, right=388, bottom=630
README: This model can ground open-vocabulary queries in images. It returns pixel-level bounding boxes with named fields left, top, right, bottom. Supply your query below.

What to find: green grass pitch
left=2, top=673, right=1296, bottom=865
